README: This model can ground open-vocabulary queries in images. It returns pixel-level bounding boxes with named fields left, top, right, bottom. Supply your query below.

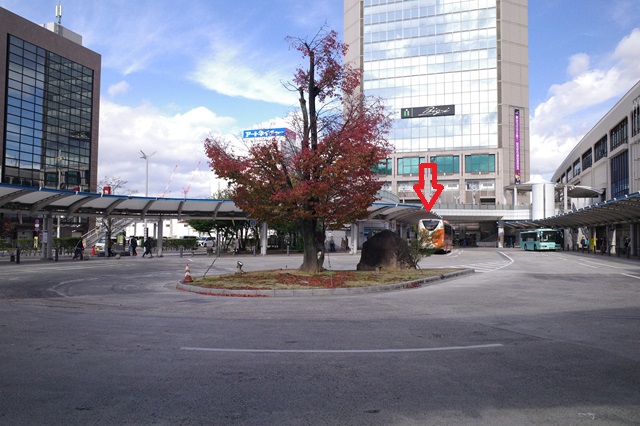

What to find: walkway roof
left=501, top=191, right=640, bottom=230
left=0, top=183, right=439, bottom=225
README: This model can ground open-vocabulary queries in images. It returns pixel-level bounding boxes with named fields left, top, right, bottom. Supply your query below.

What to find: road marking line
left=180, top=343, right=503, bottom=354
left=579, top=259, right=622, bottom=269
left=578, top=263, right=598, bottom=269
left=621, top=273, right=640, bottom=280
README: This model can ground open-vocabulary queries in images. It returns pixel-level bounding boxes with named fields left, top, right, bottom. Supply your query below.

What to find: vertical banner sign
left=514, top=109, right=521, bottom=184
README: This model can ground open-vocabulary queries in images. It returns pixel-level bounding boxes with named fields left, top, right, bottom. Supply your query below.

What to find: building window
left=465, top=154, right=495, bottom=173
left=582, top=148, right=592, bottom=171
left=431, top=155, right=459, bottom=173
left=594, top=135, right=608, bottom=162
left=397, top=157, right=425, bottom=175
left=567, top=166, right=573, bottom=181
left=632, top=98, right=640, bottom=137
left=573, top=159, right=580, bottom=177
left=4, top=35, right=94, bottom=189
left=610, top=150, right=629, bottom=198
left=373, top=158, right=393, bottom=175
left=397, top=181, right=418, bottom=192
left=610, top=117, right=628, bottom=151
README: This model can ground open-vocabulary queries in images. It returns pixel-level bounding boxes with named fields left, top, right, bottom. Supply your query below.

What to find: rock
left=356, top=230, right=416, bottom=271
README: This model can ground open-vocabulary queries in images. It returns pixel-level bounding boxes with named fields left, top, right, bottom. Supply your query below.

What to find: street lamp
left=139, top=150, right=156, bottom=197
left=139, top=150, right=156, bottom=239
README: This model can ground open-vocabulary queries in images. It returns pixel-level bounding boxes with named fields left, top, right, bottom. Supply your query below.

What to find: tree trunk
left=298, top=218, right=324, bottom=273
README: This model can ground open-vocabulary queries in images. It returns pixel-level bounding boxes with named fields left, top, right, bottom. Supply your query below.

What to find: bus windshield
left=539, top=231, right=559, bottom=243
left=420, top=220, right=439, bottom=231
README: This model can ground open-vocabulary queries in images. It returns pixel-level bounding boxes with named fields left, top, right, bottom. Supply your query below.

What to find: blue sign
left=242, top=128, right=292, bottom=139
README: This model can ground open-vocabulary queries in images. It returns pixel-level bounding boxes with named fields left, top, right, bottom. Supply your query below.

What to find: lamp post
left=139, top=150, right=156, bottom=198
left=56, top=151, right=65, bottom=238
left=139, top=150, right=156, bottom=239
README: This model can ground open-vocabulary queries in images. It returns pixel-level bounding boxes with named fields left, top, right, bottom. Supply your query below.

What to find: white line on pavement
left=620, top=273, right=640, bottom=280
left=181, top=343, right=504, bottom=354
left=578, top=259, right=623, bottom=269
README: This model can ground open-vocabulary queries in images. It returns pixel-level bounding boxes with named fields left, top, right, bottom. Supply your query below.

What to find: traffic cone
left=183, top=264, right=193, bottom=283
left=91, top=245, right=96, bottom=255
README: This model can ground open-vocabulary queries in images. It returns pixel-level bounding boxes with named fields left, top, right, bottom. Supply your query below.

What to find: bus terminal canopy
left=0, top=184, right=439, bottom=225
left=501, top=191, right=640, bottom=230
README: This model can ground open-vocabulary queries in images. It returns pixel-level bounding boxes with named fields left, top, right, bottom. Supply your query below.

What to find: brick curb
left=176, top=268, right=475, bottom=297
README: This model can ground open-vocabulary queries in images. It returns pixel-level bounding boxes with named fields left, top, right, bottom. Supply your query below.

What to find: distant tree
left=0, top=217, right=17, bottom=239
left=98, top=176, right=134, bottom=195
left=188, top=219, right=216, bottom=237
left=204, top=27, right=391, bottom=272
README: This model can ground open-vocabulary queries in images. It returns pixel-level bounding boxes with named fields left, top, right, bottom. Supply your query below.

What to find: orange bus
left=418, top=219, right=453, bottom=253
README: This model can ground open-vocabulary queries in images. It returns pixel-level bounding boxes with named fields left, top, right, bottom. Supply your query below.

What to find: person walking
left=142, top=237, right=152, bottom=258
left=130, top=236, right=138, bottom=256
left=72, top=238, right=84, bottom=260
left=580, top=236, right=587, bottom=253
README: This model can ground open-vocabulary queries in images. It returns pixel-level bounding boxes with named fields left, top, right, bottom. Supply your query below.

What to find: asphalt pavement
left=1, top=247, right=639, bottom=425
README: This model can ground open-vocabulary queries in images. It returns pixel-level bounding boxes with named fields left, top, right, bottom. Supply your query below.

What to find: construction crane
left=182, top=161, right=201, bottom=199
left=159, top=164, right=178, bottom=198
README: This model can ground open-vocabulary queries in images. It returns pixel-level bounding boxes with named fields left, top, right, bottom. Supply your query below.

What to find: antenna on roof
left=56, top=1, right=62, bottom=25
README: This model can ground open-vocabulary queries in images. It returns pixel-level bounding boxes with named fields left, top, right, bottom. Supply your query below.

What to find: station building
left=550, top=79, right=640, bottom=255
left=344, top=0, right=530, bottom=243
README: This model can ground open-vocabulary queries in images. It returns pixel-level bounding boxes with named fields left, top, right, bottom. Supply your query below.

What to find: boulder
left=356, top=230, right=416, bottom=271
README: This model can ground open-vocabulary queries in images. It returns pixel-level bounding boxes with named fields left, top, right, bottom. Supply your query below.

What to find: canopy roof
left=501, top=191, right=640, bottom=230
left=0, top=183, right=439, bottom=225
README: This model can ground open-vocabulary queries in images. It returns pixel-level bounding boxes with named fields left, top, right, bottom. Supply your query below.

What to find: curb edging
left=176, top=268, right=475, bottom=297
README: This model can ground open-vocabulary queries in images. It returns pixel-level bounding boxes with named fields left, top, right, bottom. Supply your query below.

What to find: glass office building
left=345, top=0, right=529, bottom=206
left=1, top=7, right=101, bottom=192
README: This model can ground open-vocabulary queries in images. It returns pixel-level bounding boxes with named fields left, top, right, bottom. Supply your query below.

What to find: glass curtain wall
left=4, top=35, right=94, bottom=190
left=362, top=0, right=498, bottom=153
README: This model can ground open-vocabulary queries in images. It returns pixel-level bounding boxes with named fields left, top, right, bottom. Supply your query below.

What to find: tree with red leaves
left=204, top=27, right=391, bottom=272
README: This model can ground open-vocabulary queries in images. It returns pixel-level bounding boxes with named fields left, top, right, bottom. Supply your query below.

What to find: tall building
left=344, top=0, right=529, bottom=210
left=1, top=6, right=101, bottom=193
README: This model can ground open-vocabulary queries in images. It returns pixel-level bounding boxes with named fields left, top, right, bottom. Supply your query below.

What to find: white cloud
left=189, top=45, right=298, bottom=106
left=530, top=27, right=640, bottom=180
left=98, top=100, right=237, bottom=198
left=107, top=81, right=131, bottom=98
left=566, top=53, right=589, bottom=77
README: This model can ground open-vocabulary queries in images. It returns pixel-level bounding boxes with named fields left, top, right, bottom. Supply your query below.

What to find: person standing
left=206, top=238, right=214, bottom=256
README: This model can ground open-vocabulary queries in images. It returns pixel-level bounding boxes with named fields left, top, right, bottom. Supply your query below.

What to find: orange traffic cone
left=183, top=264, right=193, bottom=283
left=91, top=245, right=96, bottom=255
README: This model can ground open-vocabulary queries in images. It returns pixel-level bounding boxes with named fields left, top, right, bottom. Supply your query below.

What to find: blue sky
left=2, top=0, right=640, bottom=197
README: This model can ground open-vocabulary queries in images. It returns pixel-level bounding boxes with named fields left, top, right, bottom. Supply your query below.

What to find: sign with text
left=242, top=128, right=295, bottom=139
left=514, top=108, right=521, bottom=184
left=401, top=105, right=455, bottom=119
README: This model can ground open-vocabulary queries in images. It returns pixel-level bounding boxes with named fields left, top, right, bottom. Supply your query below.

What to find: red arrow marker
left=413, top=163, right=443, bottom=211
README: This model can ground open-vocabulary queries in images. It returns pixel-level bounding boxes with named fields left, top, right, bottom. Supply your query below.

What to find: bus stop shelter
left=0, top=183, right=439, bottom=258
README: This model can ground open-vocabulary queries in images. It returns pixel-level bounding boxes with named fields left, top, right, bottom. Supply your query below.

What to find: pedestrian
left=142, top=237, right=152, bottom=258
left=600, top=237, right=607, bottom=255
left=72, top=238, right=84, bottom=260
left=130, top=236, right=138, bottom=256
left=329, top=236, right=336, bottom=252
left=580, top=236, right=587, bottom=253
left=206, top=238, right=214, bottom=256
left=623, top=236, right=630, bottom=255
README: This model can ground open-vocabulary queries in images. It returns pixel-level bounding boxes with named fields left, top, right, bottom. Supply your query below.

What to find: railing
left=432, top=203, right=531, bottom=210
left=82, top=217, right=135, bottom=249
